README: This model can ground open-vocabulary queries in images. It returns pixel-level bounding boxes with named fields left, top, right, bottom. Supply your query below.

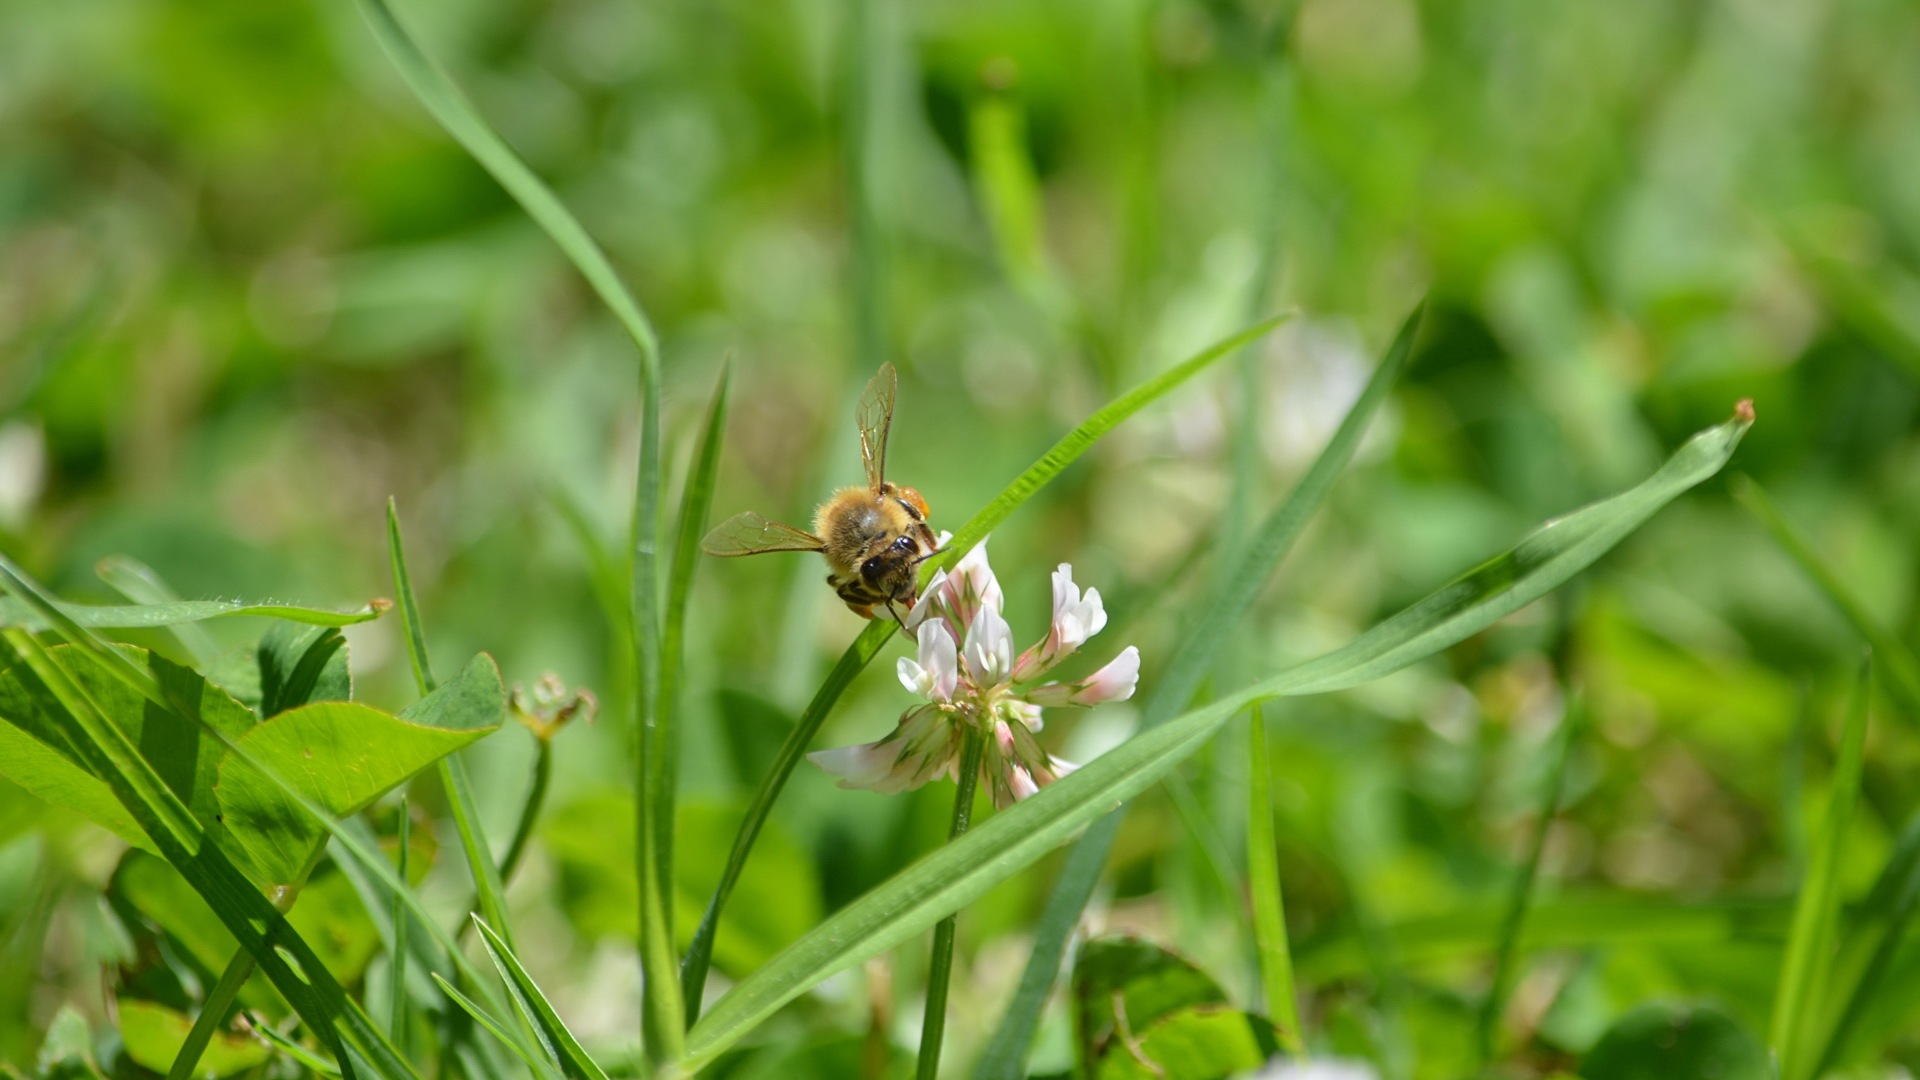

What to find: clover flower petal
left=1027, top=645, right=1140, bottom=707
left=963, top=604, right=1014, bottom=686
left=897, top=620, right=959, bottom=702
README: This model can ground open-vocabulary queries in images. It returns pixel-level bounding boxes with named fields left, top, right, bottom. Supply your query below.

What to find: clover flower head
left=810, top=539, right=1139, bottom=809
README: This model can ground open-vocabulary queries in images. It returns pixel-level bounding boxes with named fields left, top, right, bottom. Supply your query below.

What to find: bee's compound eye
left=862, top=558, right=881, bottom=575
left=892, top=535, right=914, bottom=554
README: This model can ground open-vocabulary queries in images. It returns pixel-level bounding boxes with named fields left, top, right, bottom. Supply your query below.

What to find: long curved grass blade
left=93, top=556, right=220, bottom=666
left=1814, top=808, right=1920, bottom=1073
left=1475, top=692, right=1580, bottom=1063
left=257, top=1025, right=345, bottom=1077
left=1246, top=704, right=1304, bottom=1055
left=679, top=404, right=1754, bottom=1071
left=0, top=596, right=387, bottom=632
left=1773, top=662, right=1871, bottom=1080
left=976, top=302, right=1423, bottom=1076
left=473, top=919, right=611, bottom=1080
left=681, top=314, right=1289, bottom=1015
left=388, top=502, right=515, bottom=954
left=347, top=0, right=679, bottom=1054
left=1734, top=476, right=1920, bottom=721
left=431, top=973, right=558, bottom=1079
left=654, top=366, right=732, bottom=1005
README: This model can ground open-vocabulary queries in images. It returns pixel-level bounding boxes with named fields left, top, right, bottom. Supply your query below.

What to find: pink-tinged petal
left=919, top=620, right=959, bottom=701
left=808, top=706, right=960, bottom=796
left=1072, top=646, right=1139, bottom=705
left=901, top=570, right=949, bottom=632
left=944, top=538, right=1003, bottom=628
left=964, top=605, right=1014, bottom=686
left=1008, top=766, right=1039, bottom=802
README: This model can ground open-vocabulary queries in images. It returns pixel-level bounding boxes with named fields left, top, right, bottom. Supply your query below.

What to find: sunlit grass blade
left=93, top=556, right=219, bottom=666
left=388, top=501, right=515, bottom=953
left=1475, top=690, right=1580, bottom=1064
left=473, top=918, right=612, bottom=1080
left=977, top=302, right=1423, bottom=1076
left=680, top=405, right=1753, bottom=1071
left=346, top=0, right=679, bottom=1053
left=654, top=365, right=731, bottom=1008
left=1247, top=704, right=1304, bottom=1055
left=0, top=596, right=387, bottom=632
left=680, top=315, right=1289, bottom=1014
left=258, top=1024, right=344, bottom=1077
left=1733, top=476, right=1920, bottom=721
left=1772, top=661, right=1871, bottom=1080
left=431, top=973, right=559, bottom=1080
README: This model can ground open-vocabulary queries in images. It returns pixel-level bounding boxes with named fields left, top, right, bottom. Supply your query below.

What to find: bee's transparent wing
left=701, top=512, right=826, bottom=556
left=856, top=362, right=897, bottom=492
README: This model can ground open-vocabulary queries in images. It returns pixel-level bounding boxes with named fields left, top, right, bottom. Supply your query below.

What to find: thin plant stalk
left=500, top=740, right=552, bottom=887
left=391, top=794, right=411, bottom=1051
left=1246, top=704, right=1304, bottom=1055
left=918, top=728, right=987, bottom=1080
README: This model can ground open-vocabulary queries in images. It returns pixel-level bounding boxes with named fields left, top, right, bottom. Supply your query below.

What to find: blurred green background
left=4, top=0, right=1920, bottom=1075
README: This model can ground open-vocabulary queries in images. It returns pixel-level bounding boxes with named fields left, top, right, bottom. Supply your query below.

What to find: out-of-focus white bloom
left=809, top=539, right=1138, bottom=809
left=1249, top=1058, right=1381, bottom=1080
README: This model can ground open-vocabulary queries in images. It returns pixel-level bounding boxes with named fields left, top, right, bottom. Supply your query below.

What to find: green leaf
left=1814, top=808, right=1920, bottom=1073
left=978, top=301, right=1421, bottom=1078
left=679, top=405, right=1752, bottom=1071
left=1072, top=935, right=1228, bottom=1060
left=117, top=1000, right=271, bottom=1079
left=1582, top=1003, right=1767, bottom=1080
left=0, top=597, right=386, bottom=632
left=257, top=624, right=353, bottom=717
left=684, top=313, right=1291, bottom=1016
left=1092, top=1008, right=1281, bottom=1080
left=93, top=557, right=220, bottom=668
left=430, top=973, right=558, bottom=1080
left=1771, top=662, right=1871, bottom=1080
left=1245, top=705, right=1304, bottom=1055
left=216, top=655, right=504, bottom=884
left=474, top=918, right=611, bottom=1080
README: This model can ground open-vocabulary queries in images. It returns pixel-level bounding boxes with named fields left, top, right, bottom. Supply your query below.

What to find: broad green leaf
left=679, top=406, right=1752, bottom=1071
left=684, top=313, right=1291, bottom=1015
left=1072, top=935, right=1228, bottom=1058
left=216, top=654, right=504, bottom=884
left=1582, top=1003, right=1766, bottom=1080
left=117, top=1000, right=270, bottom=1079
left=1772, top=664, right=1870, bottom=1080
left=1093, top=1008, right=1281, bottom=1080
left=474, top=919, right=611, bottom=1080
left=0, top=597, right=386, bottom=632
left=978, top=302, right=1421, bottom=1078
left=0, top=645, right=256, bottom=860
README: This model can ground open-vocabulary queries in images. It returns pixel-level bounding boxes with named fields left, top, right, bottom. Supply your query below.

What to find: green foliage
left=1582, top=1003, right=1768, bottom=1080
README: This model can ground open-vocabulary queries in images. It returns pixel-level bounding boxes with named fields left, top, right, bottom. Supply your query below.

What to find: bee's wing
left=856, top=362, right=897, bottom=492
left=701, top=512, right=826, bottom=556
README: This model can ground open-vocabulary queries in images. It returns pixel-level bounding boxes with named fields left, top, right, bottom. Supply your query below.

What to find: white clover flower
left=809, top=539, right=1138, bottom=809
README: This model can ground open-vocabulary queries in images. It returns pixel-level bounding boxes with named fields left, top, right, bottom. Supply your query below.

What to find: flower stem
left=918, top=725, right=986, bottom=1079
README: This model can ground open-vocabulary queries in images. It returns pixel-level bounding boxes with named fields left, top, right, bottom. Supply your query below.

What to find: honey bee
left=702, top=363, right=940, bottom=621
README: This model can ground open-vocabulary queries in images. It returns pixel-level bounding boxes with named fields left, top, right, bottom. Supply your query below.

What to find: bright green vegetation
left=3, top=0, right=1920, bottom=1078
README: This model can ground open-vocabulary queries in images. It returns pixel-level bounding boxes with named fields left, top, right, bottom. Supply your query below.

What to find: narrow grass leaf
left=1734, top=476, right=1920, bottom=721
left=475, top=918, right=612, bottom=1080
left=977, top=302, right=1423, bottom=1076
left=94, top=556, right=220, bottom=666
left=1814, top=809, right=1920, bottom=1074
left=682, top=315, right=1287, bottom=1014
left=1246, top=704, right=1304, bottom=1055
left=1772, top=662, right=1871, bottom=1080
left=258, top=1025, right=345, bottom=1077
left=680, top=405, right=1753, bottom=1071
left=0, top=597, right=386, bottom=632
left=385, top=499, right=437, bottom=695
left=431, top=973, right=559, bottom=1080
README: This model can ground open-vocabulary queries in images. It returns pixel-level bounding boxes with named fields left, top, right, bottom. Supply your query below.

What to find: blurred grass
left=4, top=0, right=1920, bottom=1074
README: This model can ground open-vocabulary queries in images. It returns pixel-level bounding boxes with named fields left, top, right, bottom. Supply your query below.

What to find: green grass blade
left=1247, top=704, right=1304, bottom=1055
left=654, top=366, right=731, bottom=1014
left=257, top=1024, right=345, bottom=1077
left=385, top=499, right=438, bottom=696
left=1773, top=662, right=1871, bottom=1080
left=430, top=973, right=559, bottom=1080
left=473, top=918, right=612, bottom=1080
left=1734, top=476, right=1920, bottom=721
left=682, top=315, right=1287, bottom=1013
left=388, top=501, right=515, bottom=953
left=93, top=556, right=220, bottom=666
left=345, top=0, right=679, bottom=1050
left=0, top=596, right=386, bottom=632
left=680, top=405, right=1753, bottom=1070
left=1813, top=808, right=1920, bottom=1074
left=976, top=302, right=1423, bottom=1076
left=1475, top=691, right=1580, bottom=1063
left=389, top=794, right=410, bottom=1050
